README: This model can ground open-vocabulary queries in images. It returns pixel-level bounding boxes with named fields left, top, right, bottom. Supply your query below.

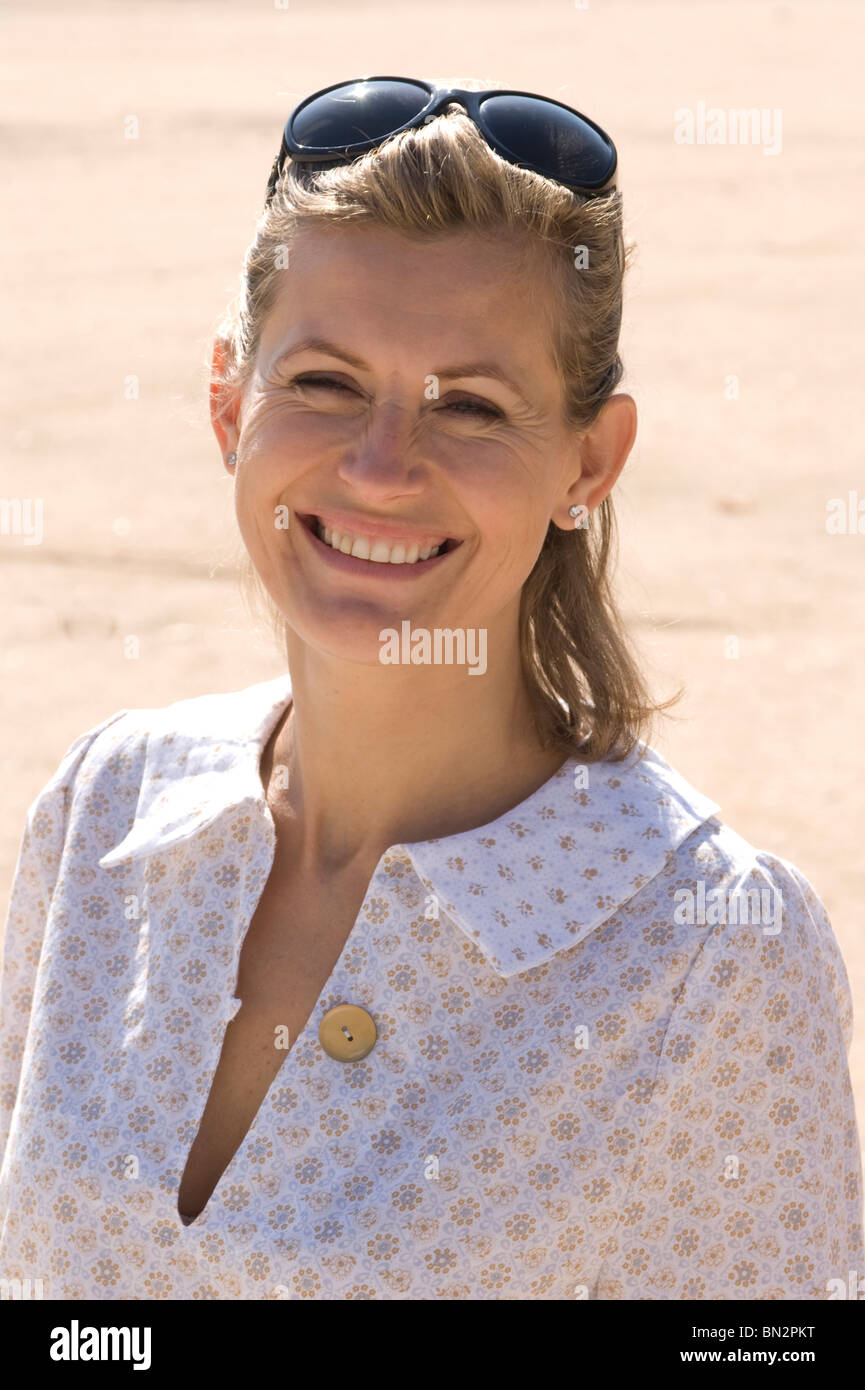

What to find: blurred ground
left=2, top=0, right=863, bottom=1163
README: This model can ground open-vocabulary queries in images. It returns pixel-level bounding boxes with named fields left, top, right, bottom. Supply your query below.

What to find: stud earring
left=568, top=504, right=580, bottom=517
left=227, top=452, right=237, bottom=465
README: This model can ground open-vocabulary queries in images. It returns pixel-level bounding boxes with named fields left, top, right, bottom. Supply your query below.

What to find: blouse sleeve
left=0, top=711, right=128, bottom=1168
left=596, top=853, right=865, bottom=1300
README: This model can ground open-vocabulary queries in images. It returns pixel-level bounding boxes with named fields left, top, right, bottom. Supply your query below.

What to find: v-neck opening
left=175, top=687, right=397, bottom=1231
left=174, top=847, right=394, bottom=1230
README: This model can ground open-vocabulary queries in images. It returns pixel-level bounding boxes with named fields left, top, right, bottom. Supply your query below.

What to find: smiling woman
left=0, top=75, right=861, bottom=1303
left=215, top=90, right=656, bottom=763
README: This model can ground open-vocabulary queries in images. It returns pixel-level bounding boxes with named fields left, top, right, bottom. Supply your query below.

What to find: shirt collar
left=99, top=673, right=721, bottom=978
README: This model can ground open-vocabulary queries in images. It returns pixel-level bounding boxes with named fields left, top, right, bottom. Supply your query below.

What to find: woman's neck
left=259, top=656, right=568, bottom=875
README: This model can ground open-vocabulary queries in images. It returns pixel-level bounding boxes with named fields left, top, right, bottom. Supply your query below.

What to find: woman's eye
left=443, top=397, right=503, bottom=420
left=291, top=374, right=354, bottom=394
left=289, top=375, right=501, bottom=420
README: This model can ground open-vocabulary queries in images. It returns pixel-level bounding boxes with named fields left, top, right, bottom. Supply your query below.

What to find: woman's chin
left=282, top=613, right=419, bottom=668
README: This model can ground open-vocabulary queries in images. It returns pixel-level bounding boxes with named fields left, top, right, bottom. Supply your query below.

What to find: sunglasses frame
left=264, top=74, right=618, bottom=205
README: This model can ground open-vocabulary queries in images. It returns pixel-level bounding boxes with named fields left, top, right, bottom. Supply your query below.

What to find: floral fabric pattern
left=0, top=673, right=861, bottom=1299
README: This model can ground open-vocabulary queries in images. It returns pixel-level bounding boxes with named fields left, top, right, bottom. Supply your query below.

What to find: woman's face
left=217, top=222, right=631, bottom=666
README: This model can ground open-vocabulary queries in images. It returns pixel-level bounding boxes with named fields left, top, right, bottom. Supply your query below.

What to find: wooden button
left=318, top=1004, right=377, bottom=1062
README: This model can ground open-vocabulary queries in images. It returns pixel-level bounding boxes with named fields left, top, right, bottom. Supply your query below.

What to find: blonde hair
left=211, top=82, right=681, bottom=763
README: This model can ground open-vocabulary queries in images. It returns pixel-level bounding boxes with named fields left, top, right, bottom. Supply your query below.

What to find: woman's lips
left=295, top=511, right=462, bottom=579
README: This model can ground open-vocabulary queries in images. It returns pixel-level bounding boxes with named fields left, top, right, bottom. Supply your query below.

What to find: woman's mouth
left=296, top=511, right=463, bottom=578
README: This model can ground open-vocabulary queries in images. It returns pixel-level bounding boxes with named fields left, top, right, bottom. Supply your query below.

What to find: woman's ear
left=210, top=338, right=242, bottom=474
left=552, top=393, right=637, bottom=530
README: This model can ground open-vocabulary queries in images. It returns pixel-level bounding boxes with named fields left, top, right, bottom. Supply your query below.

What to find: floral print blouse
left=0, top=672, right=861, bottom=1300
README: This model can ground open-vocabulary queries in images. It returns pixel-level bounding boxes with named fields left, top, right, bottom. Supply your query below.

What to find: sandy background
left=2, top=1, right=863, bottom=1165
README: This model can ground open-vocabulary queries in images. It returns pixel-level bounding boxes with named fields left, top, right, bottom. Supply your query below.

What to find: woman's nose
left=336, top=401, right=427, bottom=497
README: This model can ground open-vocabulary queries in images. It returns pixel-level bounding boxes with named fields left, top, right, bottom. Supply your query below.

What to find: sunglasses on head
left=264, top=75, right=618, bottom=207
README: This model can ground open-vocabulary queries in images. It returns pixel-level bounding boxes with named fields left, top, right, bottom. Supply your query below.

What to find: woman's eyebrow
left=271, top=336, right=367, bottom=372
left=270, top=336, right=533, bottom=407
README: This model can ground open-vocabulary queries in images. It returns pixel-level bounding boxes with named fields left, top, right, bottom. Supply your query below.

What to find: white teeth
left=314, top=519, right=444, bottom=565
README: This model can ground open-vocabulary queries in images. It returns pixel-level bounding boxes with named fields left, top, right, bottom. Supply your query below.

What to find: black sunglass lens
left=291, top=80, right=431, bottom=151
left=479, top=95, right=614, bottom=187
